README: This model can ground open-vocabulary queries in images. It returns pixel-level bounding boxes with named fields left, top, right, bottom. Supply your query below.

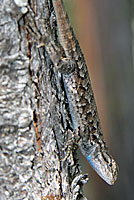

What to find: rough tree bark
left=0, top=0, right=88, bottom=199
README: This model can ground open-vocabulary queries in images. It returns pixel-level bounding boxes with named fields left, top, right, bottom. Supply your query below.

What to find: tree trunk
left=0, top=0, right=87, bottom=199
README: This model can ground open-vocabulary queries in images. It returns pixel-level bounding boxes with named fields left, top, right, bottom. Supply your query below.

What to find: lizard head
left=86, top=145, right=119, bottom=185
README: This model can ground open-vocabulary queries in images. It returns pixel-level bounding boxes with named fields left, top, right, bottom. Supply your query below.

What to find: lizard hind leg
left=57, top=57, right=76, bottom=75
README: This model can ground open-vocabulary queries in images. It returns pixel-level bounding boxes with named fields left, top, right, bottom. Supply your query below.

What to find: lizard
left=50, top=0, right=118, bottom=185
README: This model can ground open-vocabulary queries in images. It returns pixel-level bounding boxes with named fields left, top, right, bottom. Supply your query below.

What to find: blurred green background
left=64, top=0, right=134, bottom=199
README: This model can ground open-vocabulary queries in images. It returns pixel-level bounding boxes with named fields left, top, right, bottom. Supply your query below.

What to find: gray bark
left=0, top=0, right=87, bottom=199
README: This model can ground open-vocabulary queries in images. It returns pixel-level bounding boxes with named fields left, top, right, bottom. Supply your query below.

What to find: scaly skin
left=52, top=0, right=118, bottom=185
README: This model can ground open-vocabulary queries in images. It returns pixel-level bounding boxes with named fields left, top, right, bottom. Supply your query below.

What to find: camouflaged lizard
left=50, top=0, right=118, bottom=185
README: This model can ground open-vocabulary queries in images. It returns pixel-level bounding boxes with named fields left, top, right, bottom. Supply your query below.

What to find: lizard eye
left=109, top=163, right=112, bottom=167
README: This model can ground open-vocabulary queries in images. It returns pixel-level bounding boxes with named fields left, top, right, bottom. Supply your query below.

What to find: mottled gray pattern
left=52, top=0, right=118, bottom=185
